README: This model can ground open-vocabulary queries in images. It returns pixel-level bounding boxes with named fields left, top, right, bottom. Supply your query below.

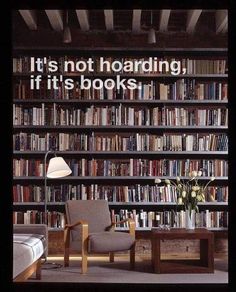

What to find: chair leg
left=81, top=223, right=89, bottom=274
left=109, top=252, right=114, bottom=262
left=64, top=248, right=70, bottom=267
left=64, top=227, right=70, bottom=267
left=81, top=246, right=88, bottom=274
left=130, top=244, right=135, bottom=270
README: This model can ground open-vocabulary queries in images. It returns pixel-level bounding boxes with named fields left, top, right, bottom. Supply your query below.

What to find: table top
left=151, top=228, right=214, bottom=239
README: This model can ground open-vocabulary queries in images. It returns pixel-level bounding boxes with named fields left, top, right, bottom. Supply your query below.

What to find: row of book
left=13, top=56, right=227, bottom=74
left=13, top=158, right=228, bottom=177
left=14, top=79, right=228, bottom=101
left=13, top=132, right=228, bottom=152
left=13, top=210, right=65, bottom=228
left=13, top=184, right=229, bottom=203
left=13, top=104, right=228, bottom=126
left=112, top=209, right=228, bottom=228
left=12, top=209, right=228, bottom=229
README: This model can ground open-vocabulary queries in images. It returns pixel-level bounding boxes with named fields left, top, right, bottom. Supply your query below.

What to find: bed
left=13, top=224, right=48, bottom=282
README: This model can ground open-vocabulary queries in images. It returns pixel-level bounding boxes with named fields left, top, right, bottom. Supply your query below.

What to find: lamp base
left=42, top=261, right=62, bottom=269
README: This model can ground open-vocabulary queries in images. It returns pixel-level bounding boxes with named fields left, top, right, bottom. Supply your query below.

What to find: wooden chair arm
left=128, top=218, right=135, bottom=238
left=64, top=220, right=88, bottom=230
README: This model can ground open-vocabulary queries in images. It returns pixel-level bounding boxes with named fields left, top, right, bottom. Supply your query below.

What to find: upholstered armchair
left=64, top=200, right=135, bottom=274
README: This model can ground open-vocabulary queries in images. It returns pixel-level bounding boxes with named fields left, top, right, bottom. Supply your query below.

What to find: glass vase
left=185, top=209, right=195, bottom=229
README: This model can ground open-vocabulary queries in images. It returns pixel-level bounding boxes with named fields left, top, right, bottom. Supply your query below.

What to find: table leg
left=200, top=236, right=214, bottom=272
left=152, top=238, right=161, bottom=273
left=200, top=239, right=208, bottom=267
left=208, top=235, right=214, bottom=272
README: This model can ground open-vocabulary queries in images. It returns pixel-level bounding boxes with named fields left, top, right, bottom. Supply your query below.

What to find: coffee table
left=151, top=228, right=214, bottom=273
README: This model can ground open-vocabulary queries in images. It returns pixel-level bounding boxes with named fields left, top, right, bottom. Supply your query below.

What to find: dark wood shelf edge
left=13, top=176, right=228, bottom=180
left=13, top=99, right=229, bottom=104
left=13, top=47, right=228, bottom=52
left=13, top=151, right=228, bottom=156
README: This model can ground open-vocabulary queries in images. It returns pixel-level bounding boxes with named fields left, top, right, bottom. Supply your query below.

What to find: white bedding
left=13, top=234, right=45, bottom=278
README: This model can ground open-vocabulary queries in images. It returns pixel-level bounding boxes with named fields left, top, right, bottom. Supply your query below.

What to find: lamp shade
left=148, top=28, right=156, bottom=44
left=47, top=157, right=72, bottom=178
left=63, top=26, right=72, bottom=43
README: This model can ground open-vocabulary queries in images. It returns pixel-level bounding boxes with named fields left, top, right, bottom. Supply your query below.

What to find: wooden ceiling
left=14, top=10, right=227, bottom=35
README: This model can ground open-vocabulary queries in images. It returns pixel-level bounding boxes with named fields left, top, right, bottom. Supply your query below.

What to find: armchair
left=64, top=200, right=135, bottom=274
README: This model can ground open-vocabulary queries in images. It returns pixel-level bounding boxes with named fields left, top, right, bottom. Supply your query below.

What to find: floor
left=29, top=254, right=228, bottom=284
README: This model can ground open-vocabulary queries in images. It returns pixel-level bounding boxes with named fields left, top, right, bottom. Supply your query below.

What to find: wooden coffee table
left=151, top=228, right=214, bottom=273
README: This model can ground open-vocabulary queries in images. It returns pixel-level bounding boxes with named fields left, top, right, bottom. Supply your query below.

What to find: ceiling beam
left=45, top=10, right=63, bottom=32
left=132, top=10, right=142, bottom=32
left=104, top=10, right=114, bottom=31
left=76, top=10, right=89, bottom=31
left=18, top=10, right=37, bottom=30
left=216, top=10, right=228, bottom=33
left=186, top=10, right=202, bottom=34
left=159, top=10, right=171, bottom=32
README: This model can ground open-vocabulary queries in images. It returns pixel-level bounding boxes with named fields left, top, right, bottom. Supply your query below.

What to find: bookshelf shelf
left=13, top=46, right=228, bottom=53
left=114, top=227, right=228, bottom=231
left=13, top=99, right=228, bottom=105
left=44, top=226, right=228, bottom=232
left=13, top=176, right=228, bottom=186
left=12, top=48, right=228, bottom=232
left=13, top=125, right=228, bottom=132
left=109, top=202, right=228, bottom=206
left=13, top=202, right=228, bottom=206
left=45, top=228, right=226, bottom=234
left=13, top=150, right=228, bottom=157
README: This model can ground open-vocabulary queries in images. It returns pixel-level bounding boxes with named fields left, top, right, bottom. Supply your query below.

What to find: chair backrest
left=65, top=200, right=112, bottom=241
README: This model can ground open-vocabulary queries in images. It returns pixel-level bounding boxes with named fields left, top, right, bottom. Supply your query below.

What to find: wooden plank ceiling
left=15, top=9, right=227, bottom=35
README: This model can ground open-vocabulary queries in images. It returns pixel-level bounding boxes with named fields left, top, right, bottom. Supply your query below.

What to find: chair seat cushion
left=88, top=232, right=135, bottom=253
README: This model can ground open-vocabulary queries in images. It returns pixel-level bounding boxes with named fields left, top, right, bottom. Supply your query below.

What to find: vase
left=185, top=209, right=195, bottom=229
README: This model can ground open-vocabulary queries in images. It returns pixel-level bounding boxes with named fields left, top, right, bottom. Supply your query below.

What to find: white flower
left=177, top=197, right=183, bottom=204
left=196, top=194, right=202, bottom=201
left=210, top=176, right=215, bottom=181
left=192, top=186, right=200, bottom=191
left=178, top=184, right=182, bottom=188
left=182, top=191, right=186, bottom=198
left=191, top=191, right=196, bottom=197
left=176, top=176, right=180, bottom=182
left=197, top=171, right=202, bottom=176
left=155, top=178, right=161, bottom=184
left=165, top=179, right=171, bottom=184
left=191, top=171, right=198, bottom=177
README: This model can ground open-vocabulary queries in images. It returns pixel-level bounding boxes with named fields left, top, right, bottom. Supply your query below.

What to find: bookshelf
left=12, top=48, right=228, bottom=234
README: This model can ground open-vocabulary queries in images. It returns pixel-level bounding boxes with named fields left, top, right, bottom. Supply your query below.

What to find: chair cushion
left=88, top=232, right=135, bottom=253
left=65, top=200, right=111, bottom=241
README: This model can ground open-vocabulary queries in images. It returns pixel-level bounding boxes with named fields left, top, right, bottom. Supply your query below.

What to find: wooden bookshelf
left=13, top=125, right=228, bottom=132
left=13, top=176, right=228, bottom=184
left=13, top=99, right=229, bottom=105
left=12, top=48, right=228, bottom=233
left=13, top=151, right=228, bottom=158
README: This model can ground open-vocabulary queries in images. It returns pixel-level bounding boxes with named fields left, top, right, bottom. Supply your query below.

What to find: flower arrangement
left=155, top=170, right=216, bottom=217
